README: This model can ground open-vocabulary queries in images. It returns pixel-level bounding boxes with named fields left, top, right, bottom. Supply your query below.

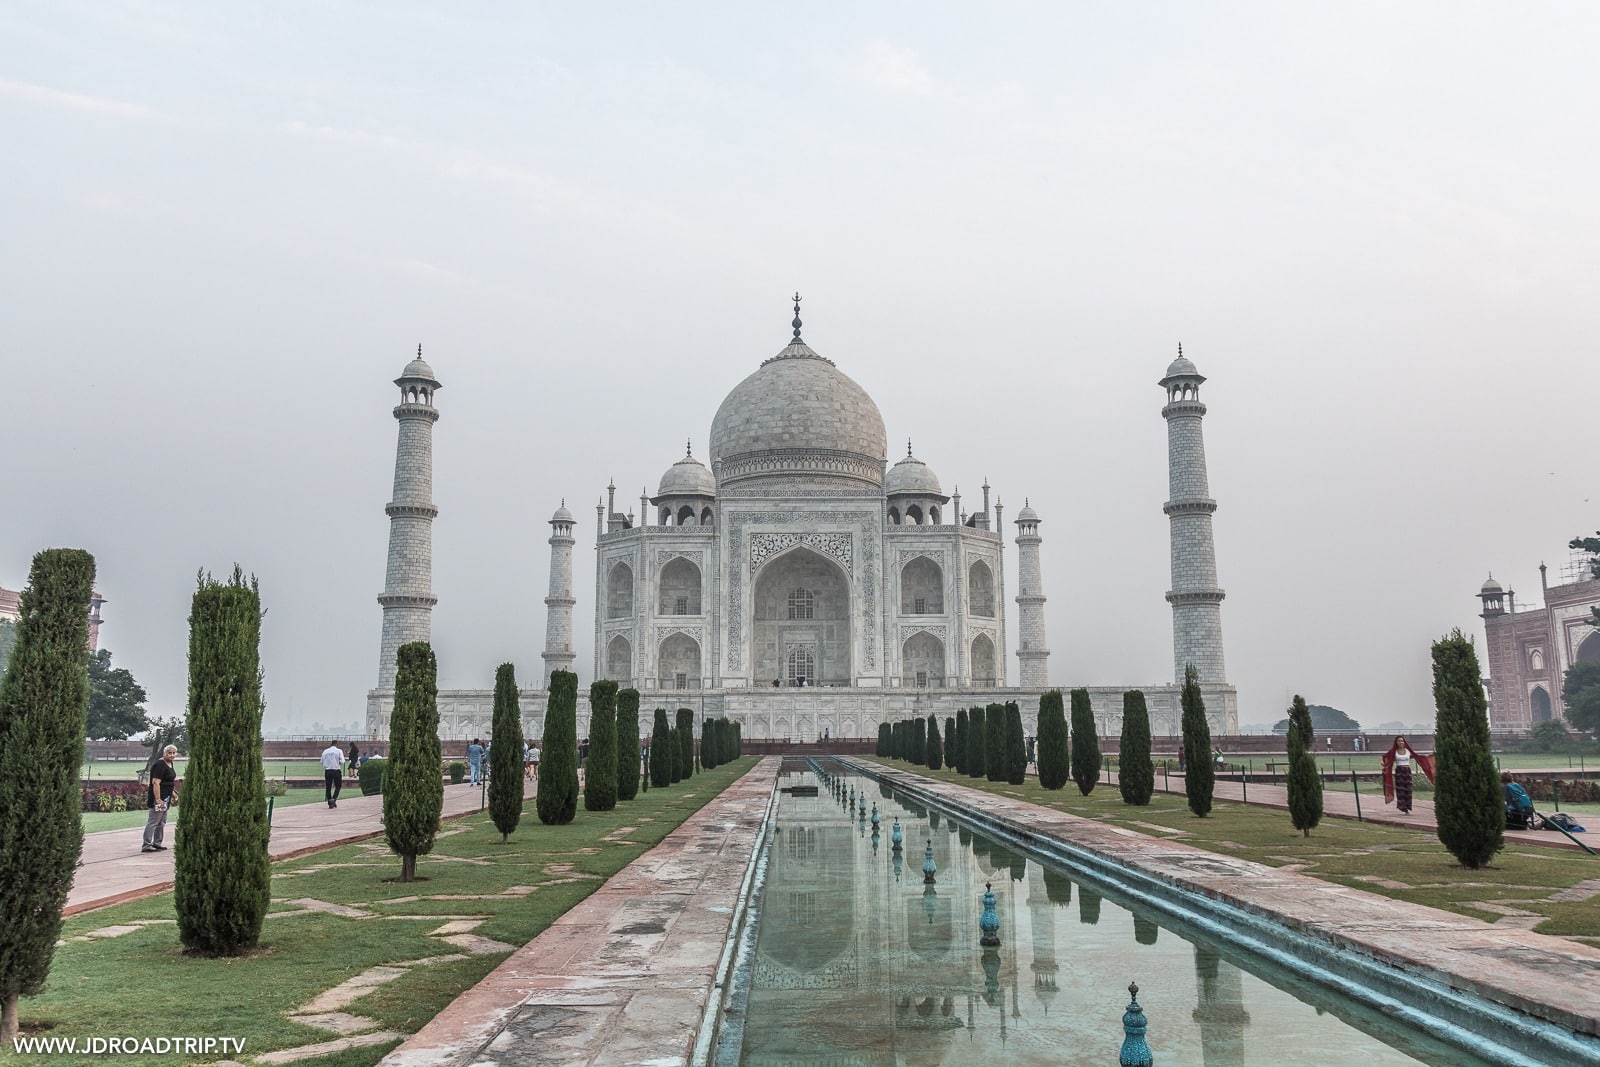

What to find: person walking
left=141, top=744, right=179, bottom=853
left=347, top=740, right=360, bottom=780
left=1381, top=735, right=1436, bottom=815
left=321, top=740, right=346, bottom=808
left=467, top=738, right=485, bottom=786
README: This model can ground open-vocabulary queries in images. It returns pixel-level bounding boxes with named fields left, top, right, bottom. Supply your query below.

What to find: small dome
left=1480, top=574, right=1503, bottom=594
left=657, top=444, right=716, bottom=498
left=397, top=346, right=439, bottom=385
left=1164, top=354, right=1198, bottom=378
left=1016, top=499, right=1039, bottom=522
left=885, top=444, right=942, bottom=497
left=550, top=501, right=574, bottom=524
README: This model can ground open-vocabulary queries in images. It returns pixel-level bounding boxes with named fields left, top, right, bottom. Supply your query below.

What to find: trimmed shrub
left=951, top=708, right=967, bottom=775
left=911, top=717, right=926, bottom=765
left=926, top=713, right=943, bottom=771
left=701, top=716, right=717, bottom=771
left=1004, top=702, right=1026, bottom=784
left=1118, top=691, right=1154, bottom=805
left=1286, top=694, right=1322, bottom=837
left=448, top=761, right=466, bottom=784
left=1433, top=630, right=1503, bottom=868
left=1037, top=690, right=1068, bottom=790
left=650, top=708, right=672, bottom=788
left=385, top=642, right=444, bottom=879
left=0, top=548, right=95, bottom=1039
left=676, top=708, right=694, bottom=778
left=945, top=716, right=957, bottom=772
left=1180, top=664, right=1214, bottom=817
left=536, top=670, right=579, bottom=825
left=358, top=757, right=386, bottom=795
left=489, top=663, right=525, bottom=841
left=176, top=567, right=270, bottom=955
left=1069, top=689, right=1100, bottom=795
left=966, top=707, right=986, bottom=778
left=617, top=689, right=641, bottom=801
left=584, top=680, right=618, bottom=812
left=877, top=722, right=890, bottom=756
left=985, top=704, right=1006, bottom=782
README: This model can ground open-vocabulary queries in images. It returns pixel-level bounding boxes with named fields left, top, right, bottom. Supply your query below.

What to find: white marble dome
left=657, top=447, right=716, bottom=497
left=709, top=340, right=887, bottom=491
left=885, top=446, right=941, bottom=496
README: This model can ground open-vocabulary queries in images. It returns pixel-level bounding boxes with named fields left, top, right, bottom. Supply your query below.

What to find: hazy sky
left=5, top=3, right=1595, bottom=732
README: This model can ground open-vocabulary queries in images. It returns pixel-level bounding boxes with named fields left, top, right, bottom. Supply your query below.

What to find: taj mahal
left=365, top=299, right=1238, bottom=740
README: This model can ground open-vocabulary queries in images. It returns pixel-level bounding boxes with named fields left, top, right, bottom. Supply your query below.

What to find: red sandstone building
left=0, top=583, right=106, bottom=650
left=1478, top=554, right=1600, bottom=730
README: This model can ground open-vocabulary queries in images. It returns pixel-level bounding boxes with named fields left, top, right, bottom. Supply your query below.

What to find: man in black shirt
left=142, top=745, right=179, bottom=853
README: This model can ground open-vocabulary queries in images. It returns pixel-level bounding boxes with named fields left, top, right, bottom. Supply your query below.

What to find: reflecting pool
left=721, top=770, right=1497, bottom=1067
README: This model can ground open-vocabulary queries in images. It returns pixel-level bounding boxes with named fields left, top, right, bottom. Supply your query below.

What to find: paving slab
left=379, top=759, right=777, bottom=1067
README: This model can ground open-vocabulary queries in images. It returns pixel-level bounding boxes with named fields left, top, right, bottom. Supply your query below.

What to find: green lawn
left=80, top=758, right=330, bottom=781
left=1196, top=752, right=1600, bottom=776
left=82, top=786, right=335, bottom=833
left=10, top=758, right=758, bottom=1067
left=866, top=757, right=1600, bottom=945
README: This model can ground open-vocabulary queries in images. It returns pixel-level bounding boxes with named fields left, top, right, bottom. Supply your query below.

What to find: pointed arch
left=901, top=556, right=944, bottom=614
left=658, top=633, right=701, bottom=689
left=658, top=557, right=702, bottom=615
left=971, top=633, right=996, bottom=685
left=969, top=560, right=995, bottom=617
left=605, top=635, right=632, bottom=683
left=606, top=561, right=634, bottom=619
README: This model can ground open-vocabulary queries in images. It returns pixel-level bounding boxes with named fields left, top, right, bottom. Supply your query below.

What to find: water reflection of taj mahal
left=366, top=301, right=1237, bottom=739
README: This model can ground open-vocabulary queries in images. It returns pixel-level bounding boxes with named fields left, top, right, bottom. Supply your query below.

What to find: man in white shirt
left=321, top=741, right=346, bottom=808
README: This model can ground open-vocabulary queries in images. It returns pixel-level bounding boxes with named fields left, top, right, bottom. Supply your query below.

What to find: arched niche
left=658, top=632, right=701, bottom=689
left=900, top=556, right=944, bottom=614
left=902, top=631, right=945, bottom=687
left=700, top=506, right=714, bottom=525
left=905, top=504, right=923, bottom=525
left=1530, top=648, right=1545, bottom=671
left=971, top=634, right=996, bottom=685
left=753, top=547, right=851, bottom=686
left=677, top=504, right=696, bottom=525
left=1531, top=685, right=1552, bottom=723
left=1579, top=631, right=1600, bottom=667
left=969, top=560, right=996, bottom=617
left=605, top=635, right=632, bottom=683
left=659, top=557, right=702, bottom=615
left=606, top=562, right=634, bottom=619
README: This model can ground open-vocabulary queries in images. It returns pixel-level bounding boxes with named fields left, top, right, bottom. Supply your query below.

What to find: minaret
left=377, top=346, right=441, bottom=688
left=1014, top=500, right=1049, bottom=686
left=1160, top=345, right=1227, bottom=684
left=542, top=501, right=577, bottom=686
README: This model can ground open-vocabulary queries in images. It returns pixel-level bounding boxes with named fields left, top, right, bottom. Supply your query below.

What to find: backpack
left=1543, top=812, right=1586, bottom=833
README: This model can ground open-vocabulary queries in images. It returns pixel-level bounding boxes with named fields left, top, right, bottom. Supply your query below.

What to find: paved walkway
left=68, top=778, right=533, bottom=914
left=1133, top=767, right=1595, bottom=851
left=380, top=758, right=778, bottom=1067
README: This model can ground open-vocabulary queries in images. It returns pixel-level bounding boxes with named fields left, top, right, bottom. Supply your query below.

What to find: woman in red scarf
left=1381, top=736, right=1436, bottom=814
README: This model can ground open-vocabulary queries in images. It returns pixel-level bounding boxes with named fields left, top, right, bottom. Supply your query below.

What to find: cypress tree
left=1118, top=690, right=1154, bottom=806
left=701, top=716, right=717, bottom=771
left=649, top=708, right=672, bottom=788
left=951, top=708, right=967, bottom=775
left=945, top=716, right=957, bottom=772
left=911, top=716, right=926, bottom=764
left=385, top=642, right=444, bottom=879
left=1004, top=702, right=1026, bottom=784
left=0, top=549, right=94, bottom=1041
left=876, top=721, right=889, bottom=756
left=676, top=708, right=695, bottom=778
left=616, top=688, right=641, bottom=801
left=733, top=721, right=742, bottom=758
left=174, top=568, right=271, bottom=955
left=1070, top=688, right=1101, bottom=795
left=536, top=669, right=579, bottom=824
left=985, top=704, right=1006, bottom=782
left=1432, top=630, right=1504, bottom=868
left=967, top=707, right=986, bottom=778
left=584, top=680, right=618, bottom=812
left=1180, top=664, right=1214, bottom=817
left=489, top=663, right=524, bottom=842
left=1036, top=690, right=1069, bottom=789
left=1285, top=694, right=1322, bottom=837
left=926, top=713, right=943, bottom=771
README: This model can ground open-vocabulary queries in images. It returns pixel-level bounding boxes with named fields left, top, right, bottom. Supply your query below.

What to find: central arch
left=752, top=547, right=852, bottom=686
left=658, top=633, right=701, bottom=689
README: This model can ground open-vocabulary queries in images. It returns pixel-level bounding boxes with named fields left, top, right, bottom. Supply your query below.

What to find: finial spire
left=1177, top=342, right=1183, bottom=358
left=791, top=292, right=803, bottom=342
left=686, top=438, right=693, bottom=458
left=907, top=438, right=913, bottom=457
left=417, top=343, right=423, bottom=357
